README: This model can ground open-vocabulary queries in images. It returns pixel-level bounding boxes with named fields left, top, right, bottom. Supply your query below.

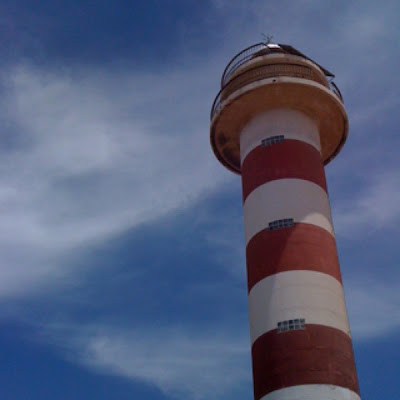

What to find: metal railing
left=211, top=63, right=344, bottom=120
left=329, top=81, right=343, bottom=101
left=221, top=42, right=268, bottom=87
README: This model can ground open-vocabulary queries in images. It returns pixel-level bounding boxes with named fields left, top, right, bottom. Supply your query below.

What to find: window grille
left=268, top=218, right=294, bottom=231
left=277, top=318, right=306, bottom=333
left=261, top=135, right=284, bottom=147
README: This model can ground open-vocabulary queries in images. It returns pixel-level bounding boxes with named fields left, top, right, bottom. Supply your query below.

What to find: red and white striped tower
left=210, top=43, right=360, bottom=400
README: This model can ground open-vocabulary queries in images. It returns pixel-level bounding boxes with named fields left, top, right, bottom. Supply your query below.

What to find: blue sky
left=0, top=1, right=399, bottom=399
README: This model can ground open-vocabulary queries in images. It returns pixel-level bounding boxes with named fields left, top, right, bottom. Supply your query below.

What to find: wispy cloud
left=347, top=279, right=400, bottom=340
left=0, top=61, right=229, bottom=298
left=38, top=323, right=250, bottom=400
left=333, top=171, right=400, bottom=236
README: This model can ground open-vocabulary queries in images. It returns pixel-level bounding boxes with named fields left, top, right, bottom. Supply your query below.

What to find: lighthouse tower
left=210, top=43, right=360, bottom=400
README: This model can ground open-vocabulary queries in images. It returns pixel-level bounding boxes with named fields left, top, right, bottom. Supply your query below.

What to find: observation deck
left=210, top=43, right=348, bottom=174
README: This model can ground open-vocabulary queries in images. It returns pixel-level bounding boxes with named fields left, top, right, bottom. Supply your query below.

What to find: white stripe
left=240, top=109, right=321, bottom=164
left=248, top=270, right=350, bottom=344
left=243, top=179, right=333, bottom=245
left=260, top=385, right=360, bottom=400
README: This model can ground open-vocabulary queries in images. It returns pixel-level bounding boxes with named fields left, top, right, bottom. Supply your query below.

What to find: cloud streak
left=346, top=280, right=400, bottom=340
left=333, top=170, right=400, bottom=237
left=0, top=61, right=230, bottom=298
left=37, top=322, right=251, bottom=400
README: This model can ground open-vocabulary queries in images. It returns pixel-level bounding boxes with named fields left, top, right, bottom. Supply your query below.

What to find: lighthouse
left=210, top=43, right=360, bottom=400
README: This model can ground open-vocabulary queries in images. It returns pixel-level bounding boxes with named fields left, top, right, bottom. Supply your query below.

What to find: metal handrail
left=221, top=42, right=268, bottom=87
left=211, top=65, right=344, bottom=120
left=329, top=81, right=343, bottom=102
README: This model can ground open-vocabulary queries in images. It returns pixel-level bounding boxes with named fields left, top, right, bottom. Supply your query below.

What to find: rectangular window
left=277, top=318, right=306, bottom=333
left=261, top=135, right=284, bottom=147
left=268, top=218, right=294, bottom=231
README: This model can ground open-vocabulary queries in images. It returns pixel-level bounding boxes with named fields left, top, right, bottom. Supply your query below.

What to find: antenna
left=261, top=33, right=274, bottom=45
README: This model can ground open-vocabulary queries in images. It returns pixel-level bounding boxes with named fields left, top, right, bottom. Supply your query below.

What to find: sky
left=0, top=0, right=399, bottom=399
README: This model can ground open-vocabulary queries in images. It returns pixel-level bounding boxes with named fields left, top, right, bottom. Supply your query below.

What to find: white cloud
left=39, top=323, right=250, bottom=400
left=0, top=61, right=231, bottom=298
left=346, top=279, right=400, bottom=340
left=334, top=171, right=400, bottom=236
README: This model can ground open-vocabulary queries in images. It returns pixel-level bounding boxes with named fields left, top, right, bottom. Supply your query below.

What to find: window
left=277, top=318, right=306, bottom=333
left=261, top=135, right=284, bottom=147
left=268, top=218, right=294, bottom=231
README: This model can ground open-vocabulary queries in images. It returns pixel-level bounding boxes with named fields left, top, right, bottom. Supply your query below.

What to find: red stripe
left=246, top=223, right=341, bottom=292
left=252, top=324, right=359, bottom=400
left=241, top=140, right=327, bottom=202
